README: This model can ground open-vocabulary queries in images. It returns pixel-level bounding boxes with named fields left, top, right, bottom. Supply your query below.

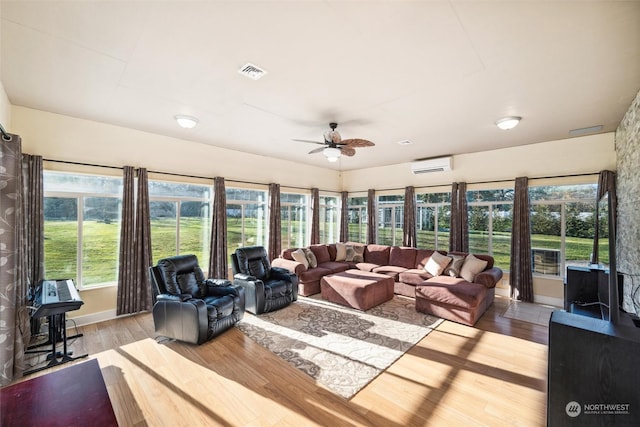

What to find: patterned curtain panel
left=208, top=177, right=228, bottom=279
left=340, top=191, right=349, bottom=242
left=117, top=167, right=152, bottom=314
left=367, top=189, right=377, bottom=244
left=310, top=188, right=320, bottom=244
left=449, top=182, right=469, bottom=252
left=21, top=154, right=44, bottom=293
left=0, top=133, right=30, bottom=384
left=268, top=183, right=281, bottom=261
left=509, top=177, right=533, bottom=302
left=403, top=186, right=417, bottom=247
left=592, top=170, right=617, bottom=264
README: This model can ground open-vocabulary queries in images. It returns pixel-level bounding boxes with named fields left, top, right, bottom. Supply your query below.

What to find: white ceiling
left=1, top=1, right=639, bottom=171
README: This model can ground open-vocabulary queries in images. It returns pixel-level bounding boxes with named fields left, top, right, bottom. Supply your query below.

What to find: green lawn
left=44, top=219, right=600, bottom=285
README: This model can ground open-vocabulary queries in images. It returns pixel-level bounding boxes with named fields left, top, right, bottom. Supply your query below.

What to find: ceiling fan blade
left=340, top=147, right=356, bottom=157
left=293, top=138, right=325, bottom=145
left=308, top=146, right=326, bottom=154
left=342, top=138, right=375, bottom=148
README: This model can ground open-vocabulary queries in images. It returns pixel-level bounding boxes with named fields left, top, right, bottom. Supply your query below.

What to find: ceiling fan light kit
left=175, top=115, right=199, bottom=129
left=323, top=147, right=341, bottom=162
left=294, top=122, right=375, bottom=162
left=495, top=116, right=522, bottom=130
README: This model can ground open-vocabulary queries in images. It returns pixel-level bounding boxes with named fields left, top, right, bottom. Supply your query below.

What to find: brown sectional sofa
left=271, top=243, right=503, bottom=326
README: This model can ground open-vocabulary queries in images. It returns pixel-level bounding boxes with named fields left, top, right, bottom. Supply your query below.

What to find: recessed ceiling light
left=238, top=63, right=267, bottom=80
left=495, top=116, right=522, bottom=130
left=175, top=115, right=199, bottom=129
left=397, top=140, right=412, bottom=146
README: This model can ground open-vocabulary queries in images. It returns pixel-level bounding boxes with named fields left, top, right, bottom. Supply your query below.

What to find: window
left=226, top=187, right=267, bottom=260
left=149, top=180, right=212, bottom=265
left=467, top=188, right=513, bottom=271
left=377, top=195, right=404, bottom=246
left=319, top=195, right=339, bottom=243
left=347, top=196, right=368, bottom=243
left=416, top=191, right=451, bottom=250
left=281, top=192, right=308, bottom=248
left=44, top=172, right=122, bottom=288
left=530, top=184, right=597, bottom=278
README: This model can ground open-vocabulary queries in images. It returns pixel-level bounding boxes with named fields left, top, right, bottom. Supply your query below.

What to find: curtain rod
left=355, top=172, right=601, bottom=193
left=0, top=123, right=12, bottom=141
left=42, top=158, right=340, bottom=193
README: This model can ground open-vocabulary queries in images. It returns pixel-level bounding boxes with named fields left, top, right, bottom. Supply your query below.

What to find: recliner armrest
left=153, top=298, right=208, bottom=344
left=157, top=293, right=192, bottom=302
left=234, top=273, right=257, bottom=282
left=270, top=267, right=298, bottom=301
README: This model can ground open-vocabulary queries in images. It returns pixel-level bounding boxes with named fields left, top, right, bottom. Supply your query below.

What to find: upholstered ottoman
left=320, top=269, right=394, bottom=311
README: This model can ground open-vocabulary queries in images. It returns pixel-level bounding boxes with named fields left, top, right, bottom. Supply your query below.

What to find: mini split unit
left=410, top=156, right=453, bottom=174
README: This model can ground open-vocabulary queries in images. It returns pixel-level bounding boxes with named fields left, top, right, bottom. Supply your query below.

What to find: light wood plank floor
left=14, top=296, right=550, bottom=426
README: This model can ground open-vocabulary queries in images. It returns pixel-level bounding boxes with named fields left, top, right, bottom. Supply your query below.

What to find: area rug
left=501, top=301, right=557, bottom=326
left=237, top=295, right=442, bottom=399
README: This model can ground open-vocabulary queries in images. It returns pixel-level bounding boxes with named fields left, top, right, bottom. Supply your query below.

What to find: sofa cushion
left=335, top=242, right=347, bottom=261
left=418, top=276, right=487, bottom=309
left=389, top=246, right=417, bottom=269
left=365, top=244, right=391, bottom=265
left=460, top=254, right=488, bottom=282
left=356, top=262, right=379, bottom=272
left=317, top=261, right=350, bottom=274
left=298, top=266, right=332, bottom=283
left=415, top=249, right=435, bottom=270
left=291, top=248, right=309, bottom=268
left=398, top=268, right=433, bottom=286
left=424, top=251, right=452, bottom=276
left=444, top=254, right=465, bottom=277
left=309, top=244, right=330, bottom=264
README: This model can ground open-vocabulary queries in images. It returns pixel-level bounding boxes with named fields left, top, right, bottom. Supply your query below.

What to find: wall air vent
left=238, top=63, right=267, bottom=80
left=410, top=156, right=452, bottom=174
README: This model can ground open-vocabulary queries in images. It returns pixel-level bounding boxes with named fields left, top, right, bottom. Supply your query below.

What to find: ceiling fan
left=293, top=122, right=375, bottom=162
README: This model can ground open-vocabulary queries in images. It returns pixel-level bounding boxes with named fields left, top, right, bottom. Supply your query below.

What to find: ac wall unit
left=410, top=157, right=452, bottom=174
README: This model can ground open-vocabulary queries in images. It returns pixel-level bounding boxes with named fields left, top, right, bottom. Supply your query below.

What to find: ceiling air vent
left=411, top=157, right=452, bottom=174
left=238, top=63, right=267, bottom=80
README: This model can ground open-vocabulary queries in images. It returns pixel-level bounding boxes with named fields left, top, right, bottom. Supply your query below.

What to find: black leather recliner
left=231, top=246, right=298, bottom=314
left=150, top=254, right=245, bottom=344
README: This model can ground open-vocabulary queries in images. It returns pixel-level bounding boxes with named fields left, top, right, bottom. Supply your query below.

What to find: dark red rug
left=0, top=359, right=117, bottom=426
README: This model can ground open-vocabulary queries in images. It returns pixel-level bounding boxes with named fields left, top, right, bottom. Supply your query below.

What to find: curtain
left=340, top=191, right=349, bottom=242
left=449, top=182, right=469, bottom=252
left=510, top=176, right=533, bottom=302
left=0, top=133, right=31, bottom=384
left=208, top=177, right=228, bottom=279
left=117, top=167, right=152, bottom=315
left=310, top=188, right=320, bottom=244
left=268, top=183, right=281, bottom=261
left=21, top=154, right=44, bottom=294
left=367, top=189, right=377, bottom=244
left=592, top=170, right=617, bottom=264
left=403, top=186, right=417, bottom=247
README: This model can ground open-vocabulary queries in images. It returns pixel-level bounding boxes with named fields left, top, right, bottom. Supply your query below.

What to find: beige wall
left=342, top=132, right=616, bottom=192
left=10, top=105, right=618, bottom=320
left=0, top=81, right=10, bottom=129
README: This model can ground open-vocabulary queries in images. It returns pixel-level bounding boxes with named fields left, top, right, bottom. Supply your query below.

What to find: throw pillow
left=352, top=245, right=365, bottom=263
left=424, top=251, right=451, bottom=276
left=460, top=254, right=489, bottom=282
left=335, top=242, right=347, bottom=261
left=303, top=248, right=318, bottom=268
left=291, top=248, right=309, bottom=269
left=444, top=254, right=465, bottom=277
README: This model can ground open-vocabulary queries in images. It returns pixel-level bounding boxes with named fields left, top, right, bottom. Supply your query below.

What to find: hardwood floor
left=15, top=296, right=550, bottom=426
